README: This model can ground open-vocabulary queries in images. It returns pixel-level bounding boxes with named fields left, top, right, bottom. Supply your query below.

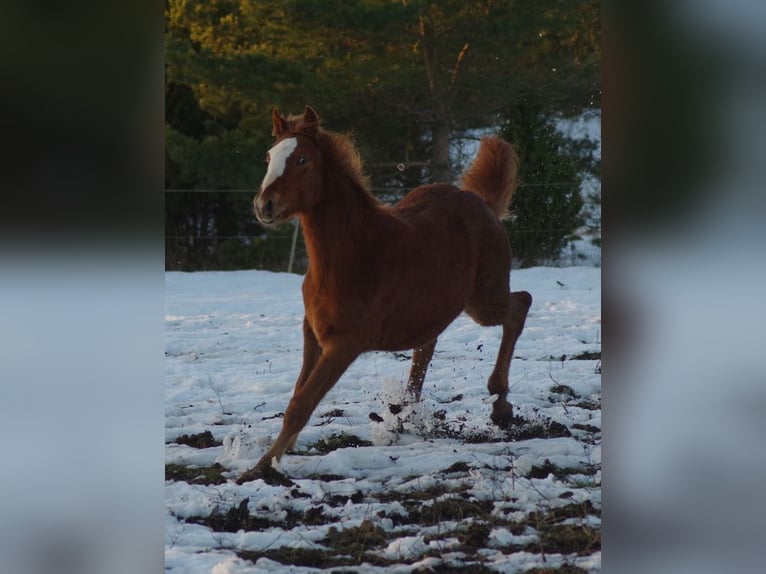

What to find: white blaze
left=261, top=137, right=298, bottom=190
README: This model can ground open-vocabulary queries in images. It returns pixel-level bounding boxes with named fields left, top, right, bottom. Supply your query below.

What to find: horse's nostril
left=264, top=199, right=274, bottom=219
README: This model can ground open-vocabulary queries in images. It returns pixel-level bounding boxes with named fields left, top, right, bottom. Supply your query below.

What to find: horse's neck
left=300, top=181, right=380, bottom=276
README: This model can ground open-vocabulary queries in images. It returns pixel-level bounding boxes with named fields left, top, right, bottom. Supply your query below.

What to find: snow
left=166, top=266, right=601, bottom=572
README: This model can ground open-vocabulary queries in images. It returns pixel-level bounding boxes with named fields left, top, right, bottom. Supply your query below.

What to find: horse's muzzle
left=262, top=199, right=274, bottom=221
left=254, top=193, right=275, bottom=224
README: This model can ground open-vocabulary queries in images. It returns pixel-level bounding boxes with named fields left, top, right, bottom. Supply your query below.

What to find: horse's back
left=394, top=183, right=507, bottom=250
left=395, top=183, right=490, bottom=216
left=393, top=182, right=513, bottom=315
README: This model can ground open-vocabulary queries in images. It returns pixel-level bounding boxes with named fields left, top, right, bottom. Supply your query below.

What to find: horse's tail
left=460, top=136, right=519, bottom=220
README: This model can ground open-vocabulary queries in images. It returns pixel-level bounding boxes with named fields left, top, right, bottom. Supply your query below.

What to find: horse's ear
left=303, top=105, right=320, bottom=129
left=272, top=108, right=289, bottom=138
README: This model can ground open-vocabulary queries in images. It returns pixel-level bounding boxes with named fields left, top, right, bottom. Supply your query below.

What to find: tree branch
left=450, top=43, right=470, bottom=85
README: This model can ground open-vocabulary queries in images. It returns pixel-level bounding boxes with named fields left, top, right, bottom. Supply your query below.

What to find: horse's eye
left=297, top=156, right=307, bottom=165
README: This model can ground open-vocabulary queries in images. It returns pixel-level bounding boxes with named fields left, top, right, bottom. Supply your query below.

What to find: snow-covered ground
left=165, top=266, right=601, bottom=572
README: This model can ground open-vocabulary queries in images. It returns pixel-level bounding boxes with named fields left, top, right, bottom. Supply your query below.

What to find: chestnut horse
left=246, top=105, right=531, bottom=480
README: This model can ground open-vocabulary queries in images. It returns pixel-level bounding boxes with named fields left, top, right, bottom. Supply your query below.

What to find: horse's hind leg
left=406, top=339, right=437, bottom=400
left=488, top=291, right=532, bottom=427
left=290, top=317, right=321, bottom=393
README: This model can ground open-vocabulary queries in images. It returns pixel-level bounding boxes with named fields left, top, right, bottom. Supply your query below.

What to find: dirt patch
left=236, top=521, right=391, bottom=569
left=572, top=400, right=600, bottom=411
left=237, top=464, right=295, bottom=486
left=188, top=497, right=329, bottom=532
left=431, top=414, right=571, bottom=444
left=518, top=501, right=601, bottom=556
left=304, top=472, right=348, bottom=482
left=237, top=547, right=354, bottom=569
left=538, top=523, right=601, bottom=555
left=527, top=500, right=601, bottom=524
left=327, top=491, right=365, bottom=506
left=188, top=498, right=273, bottom=532
left=506, top=418, right=572, bottom=440
left=527, top=459, right=599, bottom=480
left=165, top=463, right=227, bottom=485
left=523, top=565, right=589, bottom=574
left=184, top=478, right=601, bottom=571
left=410, top=497, right=493, bottom=526
left=172, top=430, right=222, bottom=449
left=324, top=519, right=388, bottom=555
left=549, top=384, right=577, bottom=398
left=571, top=423, right=600, bottom=433
left=306, top=432, right=373, bottom=455
left=569, top=351, right=600, bottom=361
left=442, top=461, right=471, bottom=474
left=457, top=521, right=492, bottom=549
left=377, top=481, right=469, bottom=505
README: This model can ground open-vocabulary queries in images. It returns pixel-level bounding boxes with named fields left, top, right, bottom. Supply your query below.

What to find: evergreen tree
left=164, top=0, right=600, bottom=270
left=501, top=104, right=598, bottom=266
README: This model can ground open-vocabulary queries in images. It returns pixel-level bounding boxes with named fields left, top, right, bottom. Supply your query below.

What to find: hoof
left=491, top=402, right=515, bottom=430
left=491, top=412, right=516, bottom=430
left=237, top=464, right=294, bottom=487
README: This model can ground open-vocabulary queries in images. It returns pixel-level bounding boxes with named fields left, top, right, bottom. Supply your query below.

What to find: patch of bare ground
left=164, top=463, right=227, bottom=485
left=171, top=411, right=599, bottom=570
left=171, top=429, right=222, bottom=448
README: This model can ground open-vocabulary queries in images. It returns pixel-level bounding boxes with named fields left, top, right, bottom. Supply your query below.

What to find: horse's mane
left=284, top=112, right=374, bottom=200
left=322, top=131, right=373, bottom=195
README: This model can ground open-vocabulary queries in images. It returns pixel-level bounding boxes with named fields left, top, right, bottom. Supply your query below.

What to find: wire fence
left=164, top=182, right=587, bottom=193
left=164, top=183, right=601, bottom=272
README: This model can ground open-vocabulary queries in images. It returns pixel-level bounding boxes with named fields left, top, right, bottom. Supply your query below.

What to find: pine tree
left=501, top=104, right=598, bottom=266
left=164, top=0, right=600, bottom=270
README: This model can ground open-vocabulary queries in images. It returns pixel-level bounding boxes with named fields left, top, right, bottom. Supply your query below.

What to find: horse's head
left=254, top=105, right=324, bottom=225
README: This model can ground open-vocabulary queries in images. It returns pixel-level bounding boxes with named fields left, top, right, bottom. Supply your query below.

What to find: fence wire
left=164, top=184, right=600, bottom=272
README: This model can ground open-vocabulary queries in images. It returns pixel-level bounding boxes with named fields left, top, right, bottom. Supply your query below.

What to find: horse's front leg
left=283, top=317, right=321, bottom=453
left=240, top=343, right=359, bottom=481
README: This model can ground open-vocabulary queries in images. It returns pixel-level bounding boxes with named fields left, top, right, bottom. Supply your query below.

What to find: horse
left=245, top=105, right=531, bottom=482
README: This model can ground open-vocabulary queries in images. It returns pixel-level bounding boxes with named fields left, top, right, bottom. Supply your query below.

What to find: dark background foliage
left=165, top=0, right=601, bottom=271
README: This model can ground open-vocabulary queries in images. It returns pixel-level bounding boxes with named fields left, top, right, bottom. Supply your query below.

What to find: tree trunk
left=419, top=14, right=452, bottom=184
left=430, top=110, right=452, bottom=183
